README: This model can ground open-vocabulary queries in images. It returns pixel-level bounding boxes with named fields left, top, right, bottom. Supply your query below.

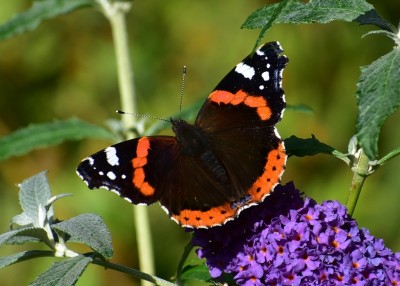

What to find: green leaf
left=0, top=0, right=95, bottom=41
left=284, top=135, right=349, bottom=163
left=2, top=236, right=40, bottom=245
left=353, top=9, right=396, bottom=32
left=285, top=135, right=335, bottom=156
left=287, top=103, right=314, bottom=114
left=247, top=0, right=292, bottom=50
left=12, top=171, right=52, bottom=228
left=0, top=118, right=117, bottom=161
left=29, top=255, right=93, bottom=286
left=355, top=49, right=400, bottom=159
left=0, top=250, right=53, bottom=269
left=46, top=194, right=73, bottom=208
left=52, top=214, right=113, bottom=259
left=0, top=228, right=49, bottom=247
left=242, top=0, right=374, bottom=45
left=377, top=147, right=400, bottom=166
left=244, top=0, right=373, bottom=28
left=180, top=264, right=211, bottom=282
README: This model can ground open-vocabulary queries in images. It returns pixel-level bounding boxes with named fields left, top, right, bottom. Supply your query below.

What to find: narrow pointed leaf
left=286, top=104, right=314, bottom=114
left=0, top=250, right=53, bottom=269
left=46, top=194, right=73, bottom=208
left=377, top=147, right=400, bottom=165
left=29, top=255, right=93, bottom=286
left=285, top=135, right=335, bottom=156
left=284, top=136, right=349, bottom=163
left=0, top=0, right=95, bottom=41
left=356, top=49, right=400, bottom=159
left=2, top=236, right=40, bottom=245
left=0, top=118, right=117, bottom=161
left=0, top=228, right=48, bottom=247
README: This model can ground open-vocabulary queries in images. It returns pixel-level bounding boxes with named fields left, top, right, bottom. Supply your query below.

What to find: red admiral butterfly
left=77, top=42, right=288, bottom=228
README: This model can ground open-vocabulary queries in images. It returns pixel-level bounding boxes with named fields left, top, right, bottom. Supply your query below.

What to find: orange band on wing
left=172, top=143, right=286, bottom=228
left=172, top=203, right=235, bottom=228
left=209, top=90, right=272, bottom=120
left=131, top=138, right=155, bottom=197
left=249, top=142, right=286, bottom=201
left=136, top=138, right=150, bottom=157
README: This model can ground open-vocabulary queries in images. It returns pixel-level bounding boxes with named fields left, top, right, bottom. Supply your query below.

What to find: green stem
left=110, top=8, right=136, bottom=136
left=93, top=258, right=176, bottom=286
left=97, top=1, right=155, bottom=286
left=175, top=239, right=194, bottom=285
left=346, top=149, right=370, bottom=216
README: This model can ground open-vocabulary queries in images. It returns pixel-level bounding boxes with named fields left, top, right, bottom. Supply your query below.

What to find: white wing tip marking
left=235, top=62, right=255, bottom=80
left=105, top=147, right=120, bottom=166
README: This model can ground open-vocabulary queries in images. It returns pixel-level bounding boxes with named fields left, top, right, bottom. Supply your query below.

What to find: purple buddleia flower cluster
left=192, top=183, right=400, bottom=285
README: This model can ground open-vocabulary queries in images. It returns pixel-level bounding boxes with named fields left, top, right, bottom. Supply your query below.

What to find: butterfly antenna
left=179, top=66, right=187, bottom=119
left=116, top=110, right=169, bottom=122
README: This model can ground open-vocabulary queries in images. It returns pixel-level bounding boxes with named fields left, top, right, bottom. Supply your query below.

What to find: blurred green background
left=0, top=0, right=399, bottom=285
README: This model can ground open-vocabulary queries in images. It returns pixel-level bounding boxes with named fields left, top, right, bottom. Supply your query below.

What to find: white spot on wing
left=280, top=94, right=286, bottom=119
left=99, top=171, right=104, bottom=176
left=87, top=157, right=94, bottom=165
left=259, top=85, right=264, bottom=90
left=256, top=49, right=265, bottom=56
left=262, top=71, right=270, bottom=81
left=235, top=62, right=255, bottom=79
left=267, top=63, right=271, bottom=68
left=107, top=171, right=116, bottom=180
left=105, top=147, right=119, bottom=166
left=121, top=174, right=126, bottom=179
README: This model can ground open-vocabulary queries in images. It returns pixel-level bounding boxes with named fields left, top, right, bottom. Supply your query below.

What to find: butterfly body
left=77, top=42, right=288, bottom=228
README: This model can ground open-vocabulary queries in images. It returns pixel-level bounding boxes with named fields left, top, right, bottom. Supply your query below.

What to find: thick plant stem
left=104, top=0, right=136, bottom=137
left=346, top=149, right=370, bottom=216
left=98, top=1, right=155, bottom=285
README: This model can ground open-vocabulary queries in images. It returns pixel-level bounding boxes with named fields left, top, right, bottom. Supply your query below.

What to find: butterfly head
left=171, top=118, right=210, bottom=156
